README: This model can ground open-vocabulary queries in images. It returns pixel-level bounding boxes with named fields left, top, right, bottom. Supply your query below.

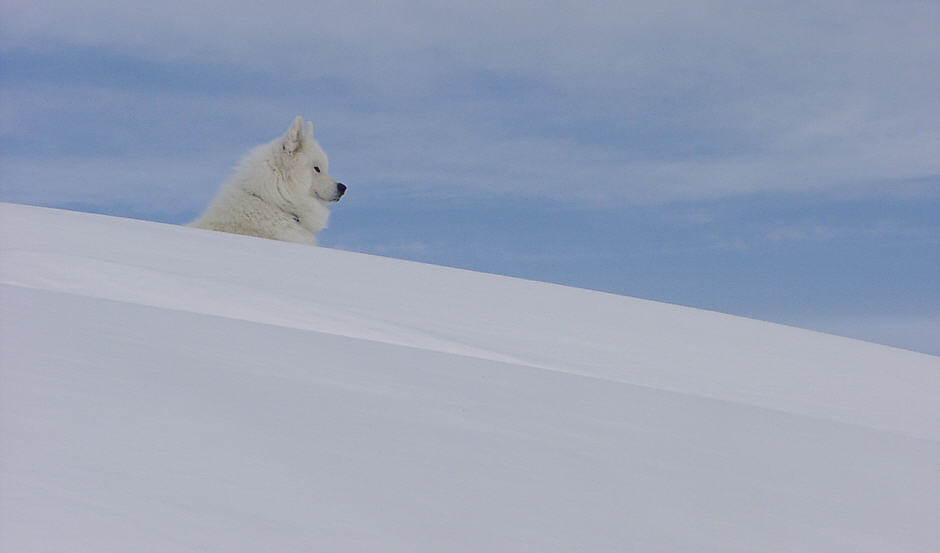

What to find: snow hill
left=1, top=202, right=938, bottom=552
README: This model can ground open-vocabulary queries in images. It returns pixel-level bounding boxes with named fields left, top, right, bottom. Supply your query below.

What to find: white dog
left=190, top=116, right=346, bottom=245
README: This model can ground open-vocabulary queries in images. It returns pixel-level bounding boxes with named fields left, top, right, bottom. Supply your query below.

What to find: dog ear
left=306, top=121, right=314, bottom=138
left=281, top=116, right=305, bottom=154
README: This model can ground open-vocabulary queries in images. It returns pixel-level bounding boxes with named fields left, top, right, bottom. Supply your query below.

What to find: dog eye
left=314, top=166, right=321, bottom=173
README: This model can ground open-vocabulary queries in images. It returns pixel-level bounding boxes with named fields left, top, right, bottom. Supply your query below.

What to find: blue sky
left=2, top=0, right=938, bottom=354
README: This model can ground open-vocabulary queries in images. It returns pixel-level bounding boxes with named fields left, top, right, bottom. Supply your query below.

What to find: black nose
left=336, top=183, right=347, bottom=197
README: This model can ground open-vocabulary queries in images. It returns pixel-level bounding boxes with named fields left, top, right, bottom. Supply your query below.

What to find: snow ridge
left=2, top=202, right=939, bottom=552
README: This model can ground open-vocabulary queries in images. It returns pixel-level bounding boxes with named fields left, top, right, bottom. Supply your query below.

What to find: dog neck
left=247, top=191, right=301, bottom=224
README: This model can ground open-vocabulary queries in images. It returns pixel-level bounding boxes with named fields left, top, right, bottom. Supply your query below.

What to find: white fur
left=190, top=116, right=345, bottom=245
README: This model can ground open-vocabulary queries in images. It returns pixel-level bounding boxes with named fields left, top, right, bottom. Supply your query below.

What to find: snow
left=2, top=202, right=938, bottom=552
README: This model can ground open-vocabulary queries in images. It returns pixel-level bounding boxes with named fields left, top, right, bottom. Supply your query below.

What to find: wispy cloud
left=2, top=0, right=938, bottom=212
left=705, top=218, right=940, bottom=253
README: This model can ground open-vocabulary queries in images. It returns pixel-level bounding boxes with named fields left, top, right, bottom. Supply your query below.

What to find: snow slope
left=2, top=202, right=938, bottom=552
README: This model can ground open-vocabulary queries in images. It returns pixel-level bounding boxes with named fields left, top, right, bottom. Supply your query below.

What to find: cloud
left=5, top=1, right=936, bottom=94
left=2, top=0, right=939, bottom=210
left=701, top=216, right=940, bottom=254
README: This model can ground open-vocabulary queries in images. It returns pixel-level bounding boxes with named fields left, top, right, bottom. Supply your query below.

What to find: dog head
left=278, top=116, right=346, bottom=204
